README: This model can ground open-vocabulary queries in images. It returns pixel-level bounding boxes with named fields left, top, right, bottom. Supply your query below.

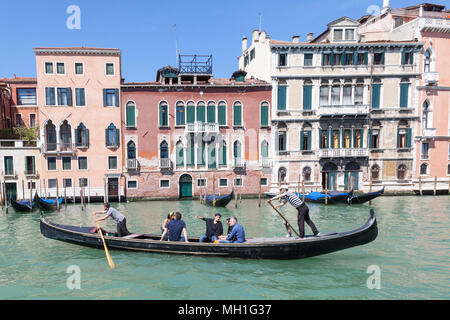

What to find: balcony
left=42, top=143, right=76, bottom=155
left=159, top=158, right=172, bottom=170
left=185, top=122, right=219, bottom=134
left=24, top=169, right=39, bottom=178
left=422, top=128, right=436, bottom=138
left=261, top=158, right=272, bottom=168
left=126, top=159, right=139, bottom=171
left=2, top=171, right=17, bottom=179
left=318, top=104, right=370, bottom=117
left=318, top=148, right=369, bottom=158
left=233, top=158, right=245, bottom=169
left=423, top=72, right=439, bottom=85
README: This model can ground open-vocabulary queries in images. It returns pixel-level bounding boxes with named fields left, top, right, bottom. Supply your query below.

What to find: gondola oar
left=267, top=200, right=300, bottom=237
left=96, top=223, right=115, bottom=269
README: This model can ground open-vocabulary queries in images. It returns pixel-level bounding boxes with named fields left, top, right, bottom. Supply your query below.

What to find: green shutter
left=261, top=104, right=269, bottom=126
left=126, top=105, right=136, bottom=127
left=233, top=104, right=242, bottom=126
left=353, top=52, right=358, bottom=65
left=330, top=52, right=335, bottom=66
left=219, top=144, right=227, bottom=165
left=105, top=129, right=109, bottom=146
left=369, top=129, right=373, bottom=148
left=85, top=129, right=89, bottom=147
left=410, top=51, right=414, bottom=65
left=381, top=52, right=385, bottom=65
left=114, top=129, right=120, bottom=147
left=197, top=105, right=205, bottom=123
left=176, top=145, right=184, bottom=167
left=406, top=128, right=412, bottom=148
left=401, top=52, right=406, bottom=65
left=187, top=105, right=195, bottom=123
left=277, top=86, right=286, bottom=110
left=360, top=129, right=364, bottom=148
left=218, top=104, right=226, bottom=125
left=208, top=145, right=216, bottom=169
left=207, top=105, right=215, bottom=123
left=303, top=86, right=312, bottom=110
left=261, top=142, right=268, bottom=158
left=74, top=128, right=79, bottom=146
left=364, top=52, right=368, bottom=65
left=300, top=131, right=304, bottom=151
left=400, top=83, right=409, bottom=108
left=397, top=129, right=400, bottom=148
left=372, top=84, right=381, bottom=109
left=341, top=52, right=346, bottom=65
left=307, top=132, right=311, bottom=151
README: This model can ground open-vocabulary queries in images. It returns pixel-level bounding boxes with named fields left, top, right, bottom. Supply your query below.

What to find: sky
left=0, top=0, right=441, bottom=82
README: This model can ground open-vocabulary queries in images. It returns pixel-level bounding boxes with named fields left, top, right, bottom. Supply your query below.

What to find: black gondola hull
left=11, top=199, right=35, bottom=212
left=34, top=194, right=61, bottom=212
left=203, top=191, right=234, bottom=207
left=348, top=187, right=385, bottom=205
left=40, top=211, right=378, bottom=260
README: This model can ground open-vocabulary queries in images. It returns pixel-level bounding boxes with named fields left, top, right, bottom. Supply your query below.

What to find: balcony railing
left=159, top=158, right=172, bottom=169
left=126, top=159, right=139, bottom=171
left=423, top=72, right=439, bottom=85
left=422, top=128, right=436, bottom=138
left=318, top=104, right=370, bottom=116
left=261, top=157, right=272, bottom=168
left=185, top=122, right=219, bottom=134
left=233, top=158, right=245, bottom=168
left=42, top=143, right=76, bottom=154
left=318, top=148, right=369, bottom=158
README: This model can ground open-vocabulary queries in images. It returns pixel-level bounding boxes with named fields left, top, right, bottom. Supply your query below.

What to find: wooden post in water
left=29, top=181, right=33, bottom=212
left=212, top=173, right=216, bottom=207
left=258, top=173, right=262, bottom=207
left=64, top=184, right=67, bottom=206
left=22, top=180, right=25, bottom=201
left=369, top=174, right=373, bottom=205
left=3, top=182, right=8, bottom=213
left=434, top=176, right=437, bottom=196
left=56, top=179, right=60, bottom=211
left=302, top=173, right=306, bottom=202
left=234, top=174, right=238, bottom=208
left=325, top=172, right=328, bottom=205
left=239, top=174, right=243, bottom=203
left=419, top=176, right=423, bottom=196
left=1, top=181, right=4, bottom=210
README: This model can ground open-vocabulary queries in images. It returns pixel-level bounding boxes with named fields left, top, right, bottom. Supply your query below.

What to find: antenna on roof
left=173, top=24, right=180, bottom=65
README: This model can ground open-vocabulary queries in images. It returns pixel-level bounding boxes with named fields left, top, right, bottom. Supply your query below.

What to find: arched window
left=261, top=140, right=269, bottom=158
left=45, top=120, right=57, bottom=151
left=331, top=79, right=341, bottom=105
left=126, top=101, right=136, bottom=127
left=176, top=141, right=184, bottom=167
left=60, top=120, right=72, bottom=151
left=278, top=167, right=287, bottom=183
left=207, top=102, right=216, bottom=124
left=186, top=101, right=195, bottom=124
left=176, top=101, right=185, bottom=126
left=355, top=79, right=364, bottom=105
left=233, top=102, right=242, bottom=126
left=424, top=48, right=432, bottom=73
left=260, top=102, right=269, bottom=126
left=397, top=164, right=407, bottom=180
left=320, top=79, right=329, bottom=106
left=105, top=123, right=119, bottom=147
left=159, top=101, right=168, bottom=127
left=127, top=141, right=136, bottom=159
left=218, top=101, right=227, bottom=126
left=233, top=140, right=242, bottom=159
left=75, top=122, right=89, bottom=148
left=371, top=164, right=380, bottom=181
left=420, top=163, right=428, bottom=175
left=197, top=101, right=206, bottom=123
left=303, top=166, right=312, bottom=182
left=160, top=141, right=169, bottom=159
left=343, top=79, right=352, bottom=105
left=219, top=141, right=227, bottom=166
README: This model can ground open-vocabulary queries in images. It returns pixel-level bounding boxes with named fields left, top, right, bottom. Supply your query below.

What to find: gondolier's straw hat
left=280, top=185, right=289, bottom=190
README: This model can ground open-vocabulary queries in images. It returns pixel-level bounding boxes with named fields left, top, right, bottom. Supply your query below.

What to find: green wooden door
left=179, top=175, right=192, bottom=198
left=344, top=172, right=359, bottom=190
left=5, top=183, right=17, bottom=202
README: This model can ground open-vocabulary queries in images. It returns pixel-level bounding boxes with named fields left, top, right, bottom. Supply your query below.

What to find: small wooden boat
left=348, top=187, right=385, bottom=205
left=11, top=199, right=36, bottom=212
left=203, top=190, right=234, bottom=207
left=295, top=190, right=353, bottom=204
left=40, top=210, right=378, bottom=260
left=34, top=194, right=63, bottom=212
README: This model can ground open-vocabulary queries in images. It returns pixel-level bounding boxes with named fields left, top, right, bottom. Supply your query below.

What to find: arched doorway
left=344, top=161, right=360, bottom=190
left=179, top=174, right=193, bottom=198
left=322, top=162, right=338, bottom=190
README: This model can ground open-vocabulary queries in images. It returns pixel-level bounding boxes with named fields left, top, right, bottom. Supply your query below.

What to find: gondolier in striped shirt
left=267, top=185, right=320, bottom=239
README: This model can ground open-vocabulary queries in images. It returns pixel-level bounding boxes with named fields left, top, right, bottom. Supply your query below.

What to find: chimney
left=307, top=33, right=314, bottom=42
left=260, top=30, right=267, bottom=43
left=252, top=29, right=259, bottom=43
left=292, top=35, right=300, bottom=43
left=382, top=0, right=390, bottom=14
left=242, top=37, right=248, bottom=53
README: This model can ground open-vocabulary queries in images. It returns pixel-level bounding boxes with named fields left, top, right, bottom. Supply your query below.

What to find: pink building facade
left=121, top=64, right=272, bottom=199
left=34, top=47, right=124, bottom=200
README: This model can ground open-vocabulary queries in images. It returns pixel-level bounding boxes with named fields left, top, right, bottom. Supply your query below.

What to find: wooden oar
left=96, top=223, right=115, bottom=269
left=267, top=201, right=300, bottom=237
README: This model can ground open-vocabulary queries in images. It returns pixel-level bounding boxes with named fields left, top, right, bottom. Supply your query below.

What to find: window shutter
left=307, top=132, right=311, bottom=151
left=341, top=52, right=346, bottom=65
left=57, top=88, right=62, bottom=106
left=327, top=129, right=330, bottom=149
left=207, top=105, right=215, bottom=123
left=218, top=104, right=226, bottom=125
left=409, top=51, right=414, bottom=65
left=176, top=145, right=184, bottom=167
left=353, top=52, right=358, bottom=65
left=369, top=129, right=373, bottom=149
left=397, top=129, right=400, bottom=148
left=406, top=128, right=412, bottom=148
left=400, top=83, right=409, bottom=108
left=105, top=128, right=109, bottom=146
left=103, top=89, right=107, bottom=107
left=197, top=105, right=205, bottom=123
left=233, top=104, right=242, bottom=126
left=187, top=105, right=195, bottom=124
left=303, top=86, right=312, bottom=110
left=74, top=128, right=79, bottom=146
left=353, top=129, right=357, bottom=148
left=360, top=129, right=364, bottom=148
left=364, top=52, right=368, bottom=65
left=277, top=86, right=287, bottom=110
left=381, top=52, right=385, bottom=65
left=114, top=129, right=120, bottom=147
left=85, top=129, right=89, bottom=147
left=330, top=52, right=335, bottom=66
left=401, top=52, right=406, bottom=65
left=67, top=88, right=72, bottom=106
left=372, top=84, right=381, bottom=109
left=114, top=89, right=119, bottom=107
left=126, top=105, right=136, bottom=127
left=300, top=131, right=304, bottom=151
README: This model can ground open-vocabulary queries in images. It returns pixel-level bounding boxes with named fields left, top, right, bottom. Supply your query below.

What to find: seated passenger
left=218, top=217, right=245, bottom=243
left=160, top=212, right=188, bottom=243
left=195, top=213, right=223, bottom=243
left=161, top=212, right=175, bottom=241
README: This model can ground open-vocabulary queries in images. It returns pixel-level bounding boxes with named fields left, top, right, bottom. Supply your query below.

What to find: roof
left=270, top=39, right=422, bottom=47
left=33, top=47, right=121, bottom=55
left=0, top=77, right=37, bottom=83
left=403, top=3, right=446, bottom=11
left=122, top=77, right=270, bottom=88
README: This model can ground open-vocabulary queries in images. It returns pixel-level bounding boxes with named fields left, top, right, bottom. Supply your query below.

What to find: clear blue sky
left=0, top=0, right=434, bottom=82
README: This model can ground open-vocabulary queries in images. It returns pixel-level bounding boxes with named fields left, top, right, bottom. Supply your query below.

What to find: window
left=78, top=156, right=88, bottom=170
left=331, top=82, right=340, bottom=105
left=160, top=180, right=170, bottom=188
left=45, top=62, right=53, bottom=74
left=303, top=167, right=312, bottom=182
left=234, top=178, right=242, bottom=186
left=207, top=102, right=216, bottom=124
left=402, top=51, right=414, bottom=65
left=394, top=17, right=404, bottom=28
left=343, top=129, right=351, bottom=148
left=345, top=52, right=353, bottom=65
left=334, top=29, right=343, bottom=41
left=260, top=178, right=268, bottom=186
left=127, top=141, right=136, bottom=159
left=303, top=81, right=312, bottom=110
left=373, top=52, right=385, bottom=65
left=278, top=167, right=287, bottom=183
left=356, top=52, right=367, bottom=65
left=397, top=128, right=411, bottom=148
left=14, top=114, right=23, bottom=127
left=250, top=49, right=255, bottom=61
left=345, top=29, right=355, bottom=41
left=127, top=180, right=137, bottom=189
left=355, top=80, right=364, bottom=105
left=159, top=102, right=169, bottom=127
left=126, top=102, right=136, bottom=127
left=371, top=79, right=381, bottom=109
left=108, top=156, right=118, bottom=170
left=304, top=54, right=313, bottom=66
left=421, top=142, right=429, bottom=159
left=233, top=102, right=242, bottom=126
left=24, top=156, right=35, bottom=175
left=160, top=141, right=169, bottom=159
left=186, top=102, right=195, bottom=124
left=57, top=88, right=72, bottom=106
left=278, top=53, right=287, bottom=67
left=397, top=164, right=407, bottom=180
left=75, top=63, right=84, bottom=75
left=48, top=179, right=57, bottom=189
left=27, top=181, right=36, bottom=189
left=75, top=123, right=89, bottom=147
left=300, top=130, right=311, bottom=151
left=197, top=179, right=206, bottom=187
left=30, top=114, right=37, bottom=128
left=332, top=130, right=340, bottom=149
left=320, top=129, right=329, bottom=149
left=276, top=131, right=286, bottom=152
left=47, top=157, right=57, bottom=171
left=45, top=87, right=56, bottom=106
left=197, top=102, right=205, bottom=123
left=4, top=156, right=14, bottom=175
left=17, top=88, right=36, bottom=105
left=218, top=101, right=227, bottom=126
left=371, top=165, right=380, bottom=180
left=63, top=178, right=72, bottom=188
left=176, top=141, right=184, bottom=167
left=400, top=79, right=410, bottom=108
left=62, top=157, right=72, bottom=171
left=79, top=178, right=88, bottom=188
left=75, top=88, right=85, bottom=106
left=369, top=129, right=380, bottom=149
left=334, top=53, right=342, bottom=66
left=176, top=102, right=185, bottom=126
left=260, top=102, right=269, bottom=126
left=219, top=141, right=227, bottom=166
left=322, top=53, right=332, bottom=66
left=277, top=81, right=287, bottom=110
left=424, top=49, right=431, bottom=73
left=353, top=129, right=363, bottom=148
left=106, top=63, right=114, bottom=75
left=233, top=141, right=242, bottom=159
left=208, top=142, right=216, bottom=169
left=420, top=163, right=428, bottom=175
left=320, top=84, right=329, bottom=106
left=219, top=179, right=228, bottom=187
left=343, top=85, right=352, bottom=105
left=103, top=89, right=119, bottom=107
left=105, top=123, right=120, bottom=147
left=56, top=63, right=65, bottom=74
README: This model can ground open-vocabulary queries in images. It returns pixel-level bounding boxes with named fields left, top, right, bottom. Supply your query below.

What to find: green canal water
left=0, top=196, right=449, bottom=300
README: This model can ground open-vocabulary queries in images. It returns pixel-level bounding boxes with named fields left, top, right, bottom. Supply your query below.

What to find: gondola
left=40, top=210, right=378, bottom=260
left=34, top=194, right=63, bottom=212
left=11, top=199, right=36, bottom=212
left=203, top=190, right=234, bottom=207
left=295, top=190, right=353, bottom=204
left=348, top=187, right=385, bottom=205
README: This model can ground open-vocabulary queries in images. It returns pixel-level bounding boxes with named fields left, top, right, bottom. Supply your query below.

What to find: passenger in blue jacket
left=218, top=217, right=245, bottom=243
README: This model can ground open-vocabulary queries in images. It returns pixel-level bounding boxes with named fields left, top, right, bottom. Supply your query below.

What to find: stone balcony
left=422, top=72, right=439, bottom=85
left=318, top=104, right=370, bottom=117
left=126, top=159, right=139, bottom=171
left=159, top=158, right=172, bottom=170
left=42, top=143, right=76, bottom=155
left=318, top=148, right=369, bottom=158
left=233, top=158, right=245, bottom=169
left=185, top=122, right=219, bottom=134
left=422, top=128, right=436, bottom=138
left=261, top=157, right=272, bottom=168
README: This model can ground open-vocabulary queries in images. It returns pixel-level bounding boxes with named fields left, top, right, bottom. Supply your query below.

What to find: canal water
left=0, top=196, right=449, bottom=299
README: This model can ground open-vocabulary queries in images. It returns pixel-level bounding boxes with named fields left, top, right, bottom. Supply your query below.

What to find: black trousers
left=297, top=204, right=319, bottom=238
left=117, top=218, right=131, bottom=237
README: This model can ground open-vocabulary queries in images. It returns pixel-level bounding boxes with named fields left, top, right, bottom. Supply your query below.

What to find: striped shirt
left=282, top=190, right=304, bottom=209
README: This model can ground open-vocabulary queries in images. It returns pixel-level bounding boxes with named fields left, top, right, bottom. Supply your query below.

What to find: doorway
left=179, top=174, right=193, bottom=198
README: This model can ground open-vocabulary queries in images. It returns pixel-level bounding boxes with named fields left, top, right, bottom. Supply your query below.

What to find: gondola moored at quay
left=34, top=194, right=63, bottom=212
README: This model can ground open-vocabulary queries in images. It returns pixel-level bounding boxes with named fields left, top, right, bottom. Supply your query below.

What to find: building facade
left=34, top=47, right=124, bottom=201
left=121, top=58, right=272, bottom=199
left=240, top=12, right=423, bottom=192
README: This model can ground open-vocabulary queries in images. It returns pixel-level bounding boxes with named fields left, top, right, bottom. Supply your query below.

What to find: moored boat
left=296, top=190, right=353, bottom=204
left=348, top=187, right=385, bottom=205
left=203, top=190, right=234, bottom=207
left=34, top=194, right=63, bottom=212
left=40, top=210, right=378, bottom=260
left=11, top=199, right=36, bottom=212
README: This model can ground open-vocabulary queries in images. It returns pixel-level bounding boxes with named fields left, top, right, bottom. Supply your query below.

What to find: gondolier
left=93, top=203, right=131, bottom=237
left=268, top=185, right=320, bottom=239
